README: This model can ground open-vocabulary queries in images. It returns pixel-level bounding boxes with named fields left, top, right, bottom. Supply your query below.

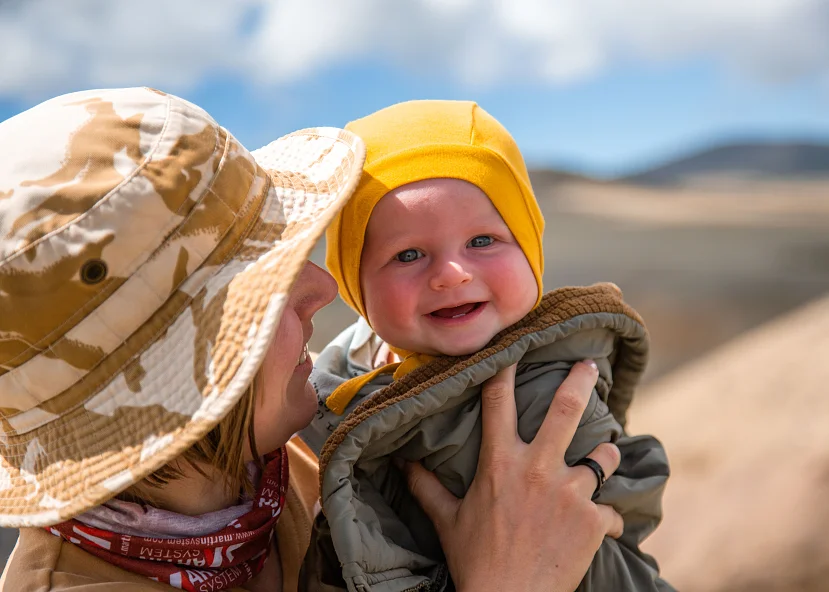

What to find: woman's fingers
left=402, top=461, right=460, bottom=535
left=533, top=360, right=599, bottom=459
left=572, top=441, right=621, bottom=499
left=596, top=504, right=625, bottom=539
left=478, top=364, right=519, bottom=463
left=401, top=359, right=629, bottom=591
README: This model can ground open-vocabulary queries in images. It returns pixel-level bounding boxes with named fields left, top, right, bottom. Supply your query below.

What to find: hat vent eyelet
left=80, top=259, right=108, bottom=285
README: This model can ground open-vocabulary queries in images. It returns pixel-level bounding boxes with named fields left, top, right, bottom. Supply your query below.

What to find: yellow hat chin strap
left=324, top=346, right=435, bottom=415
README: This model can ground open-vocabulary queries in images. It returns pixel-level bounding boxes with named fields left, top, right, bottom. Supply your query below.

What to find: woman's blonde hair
left=119, top=373, right=262, bottom=504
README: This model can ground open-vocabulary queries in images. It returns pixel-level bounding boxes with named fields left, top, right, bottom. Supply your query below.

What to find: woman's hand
left=403, top=360, right=623, bottom=592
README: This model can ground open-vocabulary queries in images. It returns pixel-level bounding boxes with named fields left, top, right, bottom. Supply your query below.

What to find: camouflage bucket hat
left=0, top=87, right=365, bottom=527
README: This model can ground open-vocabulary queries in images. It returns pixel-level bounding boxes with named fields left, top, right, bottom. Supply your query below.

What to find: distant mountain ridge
left=621, top=141, right=829, bottom=186
left=528, top=168, right=596, bottom=188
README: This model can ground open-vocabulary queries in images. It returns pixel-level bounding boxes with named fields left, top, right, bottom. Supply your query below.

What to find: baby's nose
left=429, top=261, right=472, bottom=290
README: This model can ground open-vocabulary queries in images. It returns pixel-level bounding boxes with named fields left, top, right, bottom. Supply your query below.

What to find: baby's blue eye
left=469, top=236, right=494, bottom=248
left=395, top=249, right=422, bottom=263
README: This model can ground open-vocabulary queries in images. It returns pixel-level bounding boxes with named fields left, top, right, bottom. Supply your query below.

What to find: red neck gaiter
left=48, top=448, right=289, bottom=591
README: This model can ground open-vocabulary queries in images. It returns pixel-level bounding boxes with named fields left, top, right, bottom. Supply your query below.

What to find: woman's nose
left=429, top=260, right=472, bottom=291
left=291, top=261, right=338, bottom=317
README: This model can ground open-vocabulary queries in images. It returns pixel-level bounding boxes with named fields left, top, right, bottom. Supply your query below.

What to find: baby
left=302, top=101, right=673, bottom=592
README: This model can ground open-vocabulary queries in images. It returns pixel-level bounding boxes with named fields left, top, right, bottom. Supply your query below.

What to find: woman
left=0, top=88, right=622, bottom=592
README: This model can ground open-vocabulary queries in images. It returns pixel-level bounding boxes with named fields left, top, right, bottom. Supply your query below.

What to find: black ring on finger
left=573, top=457, right=606, bottom=500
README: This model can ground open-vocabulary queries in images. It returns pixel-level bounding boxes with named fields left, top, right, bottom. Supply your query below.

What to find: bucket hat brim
left=0, top=121, right=365, bottom=527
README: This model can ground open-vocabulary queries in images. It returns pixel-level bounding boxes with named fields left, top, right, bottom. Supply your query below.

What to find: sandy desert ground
left=630, top=292, right=829, bottom=591
left=2, top=176, right=828, bottom=585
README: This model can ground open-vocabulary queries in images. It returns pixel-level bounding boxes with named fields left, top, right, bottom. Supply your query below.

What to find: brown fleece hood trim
left=318, top=283, right=648, bottom=487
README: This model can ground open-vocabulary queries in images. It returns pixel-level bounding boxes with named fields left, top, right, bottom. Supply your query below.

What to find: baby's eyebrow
left=371, top=231, right=420, bottom=248
left=385, top=241, right=420, bottom=255
left=366, top=236, right=418, bottom=258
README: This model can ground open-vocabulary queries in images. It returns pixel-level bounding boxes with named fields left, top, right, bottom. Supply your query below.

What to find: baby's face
left=360, top=178, right=538, bottom=356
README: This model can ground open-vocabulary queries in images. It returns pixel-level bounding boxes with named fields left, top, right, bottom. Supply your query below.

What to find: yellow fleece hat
left=326, top=100, right=545, bottom=320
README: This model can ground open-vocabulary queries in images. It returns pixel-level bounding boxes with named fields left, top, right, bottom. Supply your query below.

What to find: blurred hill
left=528, top=168, right=598, bottom=187
left=620, top=141, right=829, bottom=187
left=629, top=292, right=829, bottom=592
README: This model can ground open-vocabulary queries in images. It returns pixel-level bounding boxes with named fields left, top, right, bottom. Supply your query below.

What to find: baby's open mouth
left=429, top=302, right=484, bottom=319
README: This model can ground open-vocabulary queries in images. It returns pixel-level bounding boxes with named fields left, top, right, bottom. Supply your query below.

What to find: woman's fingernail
left=584, top=359, right=598, bottom=371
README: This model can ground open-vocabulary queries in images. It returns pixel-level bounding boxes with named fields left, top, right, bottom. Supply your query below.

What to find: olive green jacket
left=301, top=284, right=673, bottom=592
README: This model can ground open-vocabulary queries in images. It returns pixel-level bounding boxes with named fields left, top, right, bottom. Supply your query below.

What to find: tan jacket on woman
left=0, top=439, right=320, bottom=592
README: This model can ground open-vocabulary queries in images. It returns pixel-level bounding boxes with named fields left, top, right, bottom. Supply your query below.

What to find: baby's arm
left=300, top=319, right=397, bottom=455
left=516, top=362, right=673, bottom=592
left=301, top=365, right=390, bottom=455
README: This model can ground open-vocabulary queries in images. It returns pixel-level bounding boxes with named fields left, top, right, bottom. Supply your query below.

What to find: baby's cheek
left=365, top=280, right=418, bottom=339
left=490, top=257, right=537, bottom=315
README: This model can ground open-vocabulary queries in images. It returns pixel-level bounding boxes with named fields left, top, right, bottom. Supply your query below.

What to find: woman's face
left=249, top=261, right=338, bottom=458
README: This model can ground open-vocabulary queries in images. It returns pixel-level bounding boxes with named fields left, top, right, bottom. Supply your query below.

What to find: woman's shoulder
left=1, top=527, right=174, bottom=591
left=284, top=436, right=320, bottom=512
left=276, top=438, right=322, bottom=592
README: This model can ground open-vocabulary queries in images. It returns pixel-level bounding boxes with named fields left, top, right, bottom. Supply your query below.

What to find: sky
left=0, top=0, right=828, bottom=178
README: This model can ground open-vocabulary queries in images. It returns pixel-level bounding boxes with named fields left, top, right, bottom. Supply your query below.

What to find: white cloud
left=0, top=0, right=256, bottom=98
left=0, top=0, right=827, bottom=100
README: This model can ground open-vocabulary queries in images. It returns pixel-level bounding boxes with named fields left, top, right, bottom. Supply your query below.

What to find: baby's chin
left=435, top=345, right=490, bottom=357
left=381, top=327, right=502, bottom=358
left=425, top=335, right=499, bottom=357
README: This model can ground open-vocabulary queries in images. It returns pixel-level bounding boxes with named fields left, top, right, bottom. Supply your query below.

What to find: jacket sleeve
left=302, top=367, right=390, bottom=457
left=516, top=362, right=674, bottom=592
left=576, top=430, right=674, bottom=592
